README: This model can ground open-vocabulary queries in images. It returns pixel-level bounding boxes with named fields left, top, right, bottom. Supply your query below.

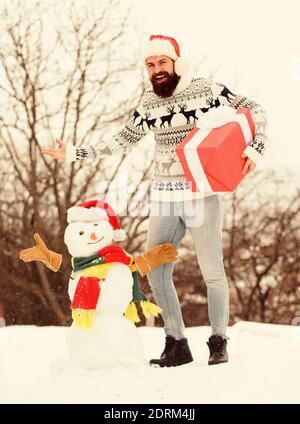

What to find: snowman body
left=64, top=217, right=145, bottom=370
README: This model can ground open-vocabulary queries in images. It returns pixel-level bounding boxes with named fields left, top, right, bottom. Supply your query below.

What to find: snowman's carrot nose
left=90, top=232, right=97, bottom=240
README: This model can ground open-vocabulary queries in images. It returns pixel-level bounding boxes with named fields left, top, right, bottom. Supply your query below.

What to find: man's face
left=145, top=55, right=180, bottom=98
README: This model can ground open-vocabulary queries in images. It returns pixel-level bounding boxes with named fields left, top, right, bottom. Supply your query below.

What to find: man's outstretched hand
left=135, top=242, right=178, bottom=277
left=19, top=233, right=62, bottom=272
left=42, top=139, right=66, bottom=161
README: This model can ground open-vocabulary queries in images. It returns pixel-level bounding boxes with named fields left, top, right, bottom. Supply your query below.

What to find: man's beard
left=151, top=72, right=180, bottom=98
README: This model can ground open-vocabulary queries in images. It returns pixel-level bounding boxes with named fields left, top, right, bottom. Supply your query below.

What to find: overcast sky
left=134, top=0, right=300, bottom=175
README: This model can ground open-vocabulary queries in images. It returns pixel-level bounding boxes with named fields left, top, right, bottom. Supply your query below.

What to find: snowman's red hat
left=67, top=199, right=126, bottom=241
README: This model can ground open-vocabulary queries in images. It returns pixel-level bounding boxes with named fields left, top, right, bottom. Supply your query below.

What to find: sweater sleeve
left=210, top=81, right=268, bottom=165
left=65, top=102, right=148, bottom=163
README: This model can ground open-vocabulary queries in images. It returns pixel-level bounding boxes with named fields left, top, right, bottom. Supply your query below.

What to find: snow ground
left=0, top=321, right=299, bottom=404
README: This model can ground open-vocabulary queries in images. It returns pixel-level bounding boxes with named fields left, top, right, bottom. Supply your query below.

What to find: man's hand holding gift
left=241, top=151, right=256, bottom=175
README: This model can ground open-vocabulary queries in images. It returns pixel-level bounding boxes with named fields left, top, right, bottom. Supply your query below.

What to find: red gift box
left=176, top=106, right=255, bottom=192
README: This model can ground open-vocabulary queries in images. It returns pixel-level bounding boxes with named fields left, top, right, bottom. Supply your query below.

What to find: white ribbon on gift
left=183, top=105, right=253, bottom=192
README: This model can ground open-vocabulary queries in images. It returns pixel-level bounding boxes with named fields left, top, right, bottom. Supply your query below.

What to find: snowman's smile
left=87, top=236, right=104, bottom=244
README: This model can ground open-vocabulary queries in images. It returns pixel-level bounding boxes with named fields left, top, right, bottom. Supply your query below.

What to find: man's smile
left=156, top=75, right=167, bottom=81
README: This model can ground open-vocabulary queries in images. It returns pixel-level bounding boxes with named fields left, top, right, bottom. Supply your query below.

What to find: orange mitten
left=19, top=233, right=62, bottom=272
left=135, top=242, right=178, bottom=277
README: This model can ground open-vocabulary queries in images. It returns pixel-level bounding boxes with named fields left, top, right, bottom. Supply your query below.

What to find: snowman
left=20, top=199, right=177, bottom=370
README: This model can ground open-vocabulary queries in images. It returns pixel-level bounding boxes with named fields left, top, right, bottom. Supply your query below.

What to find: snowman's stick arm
left=19, top=233, right=62, bottom=272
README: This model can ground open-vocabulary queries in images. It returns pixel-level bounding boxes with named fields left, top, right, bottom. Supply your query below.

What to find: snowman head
left=64, top=200, right=126, bottom=257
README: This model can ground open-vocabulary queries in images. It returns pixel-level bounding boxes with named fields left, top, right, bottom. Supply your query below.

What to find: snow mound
left=0, top=321, right=299, bottom=404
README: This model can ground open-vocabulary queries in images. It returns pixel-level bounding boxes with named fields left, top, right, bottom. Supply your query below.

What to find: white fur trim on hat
left=174, top=57, right=190, bottom=77
left=113, top=229, right=126, bottom=242
left=143, top=38, right=178, bottom=62
left=67, top=206, right=109, bottom=224
left=143, top=37, right=191, bottom=77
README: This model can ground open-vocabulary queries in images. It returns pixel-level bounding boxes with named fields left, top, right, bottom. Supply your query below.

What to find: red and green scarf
left=70, top=245, right=161, bottom=329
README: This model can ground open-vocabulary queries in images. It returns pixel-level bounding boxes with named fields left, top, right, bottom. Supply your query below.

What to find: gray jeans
left=147, top=194, right=229, bottom=340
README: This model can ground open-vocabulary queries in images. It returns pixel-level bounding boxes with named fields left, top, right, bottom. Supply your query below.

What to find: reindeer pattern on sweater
left=75, top=77, right=268, bottom=201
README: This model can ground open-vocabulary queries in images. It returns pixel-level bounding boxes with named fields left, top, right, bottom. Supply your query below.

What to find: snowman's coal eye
left=79, top=231, right=84, bottom=235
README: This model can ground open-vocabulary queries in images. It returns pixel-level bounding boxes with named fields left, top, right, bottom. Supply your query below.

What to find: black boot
left=207, top=335, right=228, bottom=366
left=150, top=336, right=193, bottom=368
left=149, top=335, right=176, bottom=366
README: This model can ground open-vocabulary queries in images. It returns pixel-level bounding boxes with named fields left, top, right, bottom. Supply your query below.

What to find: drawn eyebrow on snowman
left=79, top=223, right=99, bottom=235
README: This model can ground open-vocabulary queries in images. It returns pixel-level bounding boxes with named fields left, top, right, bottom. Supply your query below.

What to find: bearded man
left=43, top=35, right=268, bottom=367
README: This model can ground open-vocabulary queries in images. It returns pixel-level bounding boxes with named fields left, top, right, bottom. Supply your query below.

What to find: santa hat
left=67, top=199, right=126, bottom=242
left=142, top=34, right=190, bottom=77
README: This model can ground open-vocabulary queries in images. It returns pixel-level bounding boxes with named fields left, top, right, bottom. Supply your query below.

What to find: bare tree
left=168, top=169, right=300, bottom=328
left=0, top=0, right=151, bottom=325
left=222, top=169, right=300, bottom=323
left=2, top=1, right=298, bottom=328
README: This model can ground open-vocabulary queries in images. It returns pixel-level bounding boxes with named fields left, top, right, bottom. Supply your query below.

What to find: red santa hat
left=143, top=34, right=190, bottom=76
left=67, top=199, right=126, bottom=241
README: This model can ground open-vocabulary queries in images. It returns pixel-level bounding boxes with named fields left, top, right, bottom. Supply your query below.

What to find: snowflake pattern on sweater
left=75, top=76, right=268, bottom=201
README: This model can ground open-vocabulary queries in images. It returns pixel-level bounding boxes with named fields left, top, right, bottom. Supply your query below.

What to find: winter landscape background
left=0, top=0, right=299, bottom=404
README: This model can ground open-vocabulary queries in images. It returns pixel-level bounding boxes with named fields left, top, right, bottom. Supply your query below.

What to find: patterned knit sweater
left=66, top=73, right=268, bottom=202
